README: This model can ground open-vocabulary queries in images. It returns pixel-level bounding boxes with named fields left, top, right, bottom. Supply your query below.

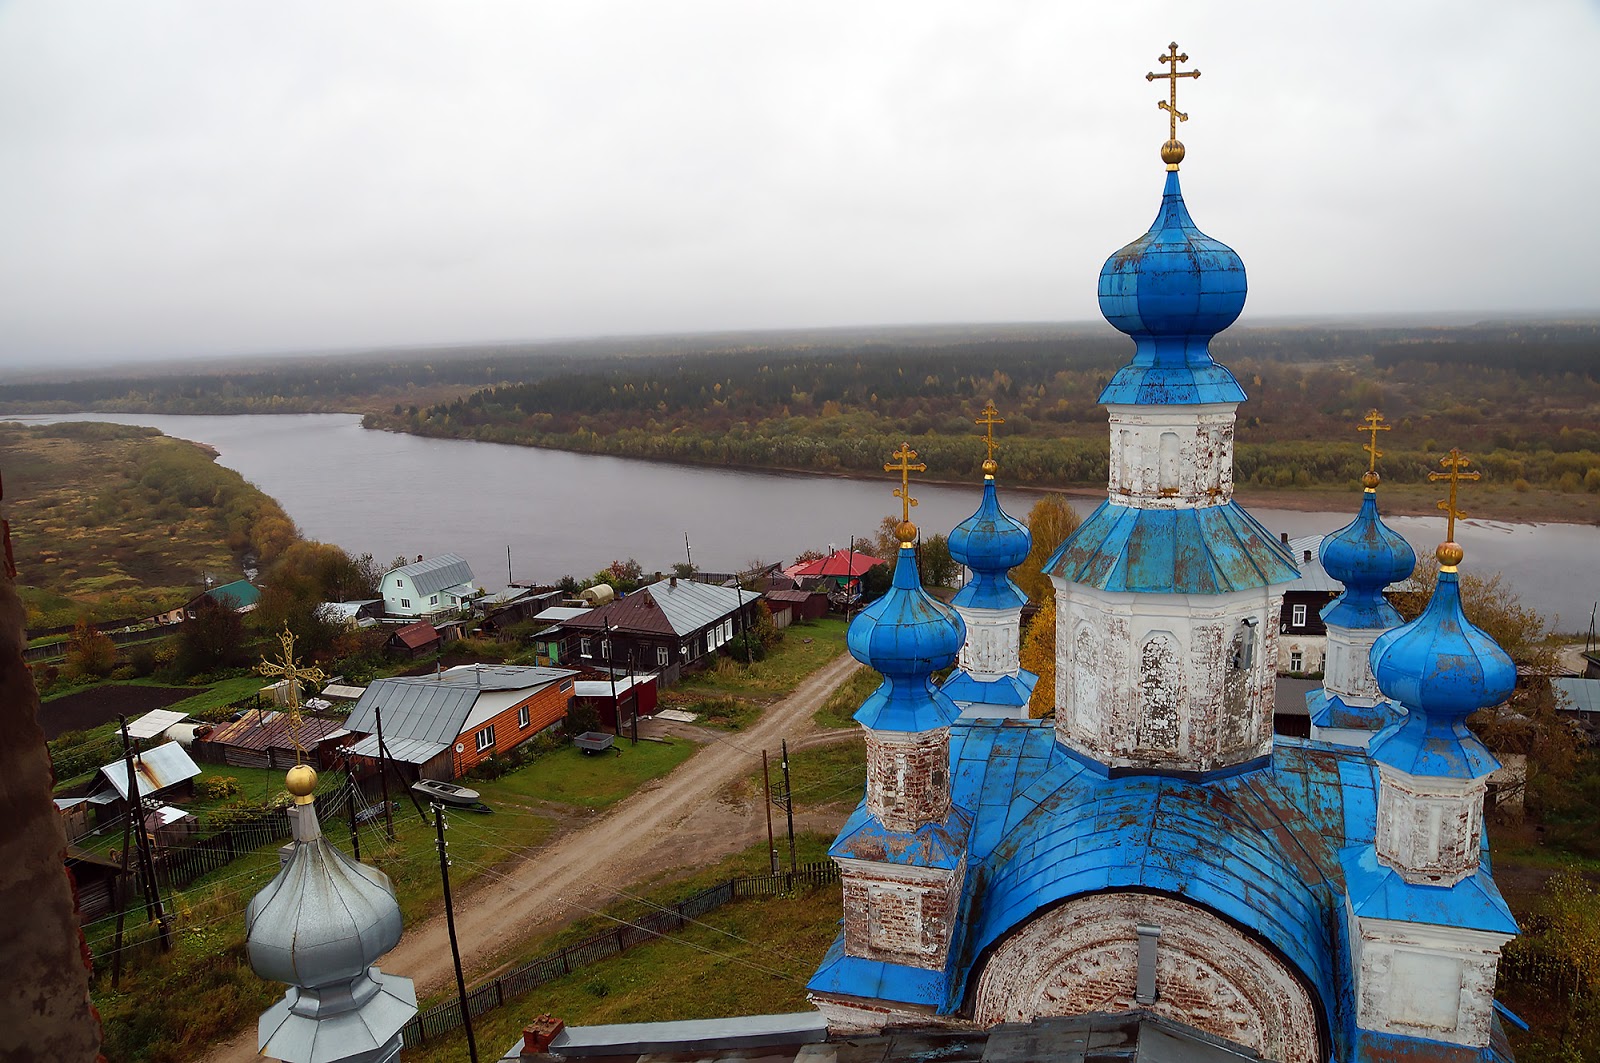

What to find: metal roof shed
left=94, top=741, right=201, bottom=801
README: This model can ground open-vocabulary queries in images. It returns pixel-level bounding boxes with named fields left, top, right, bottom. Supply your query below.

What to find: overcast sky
left=2, top=1, right=1597, bottom=369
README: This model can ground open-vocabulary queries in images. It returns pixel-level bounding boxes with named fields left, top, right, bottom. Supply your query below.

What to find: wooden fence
left=150, top=788, right=349, bottom=891
left=399, top=860, right=840, bottom=1048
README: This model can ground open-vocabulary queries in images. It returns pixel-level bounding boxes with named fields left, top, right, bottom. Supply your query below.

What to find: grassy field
left=665, top=618, right=849, bottom=731
left=1, top=420, right=294, bottom=628
left=811, top=665, right=879, bottom=730
left=404, top=834, right=843, bottom=1063
left=477, top=738, right=698, bottom=811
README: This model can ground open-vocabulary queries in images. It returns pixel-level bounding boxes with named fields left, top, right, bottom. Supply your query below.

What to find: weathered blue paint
left=939, top=669, right=1036, bottom=710
left=829, top=804, right=972, bottom=870
left=1321, top=491, right=1416, bottom=630
left=1370, top=569, right=1515, bottom=780
left=1307, top=686, right=1405, bottom=734
left=848, top=545, right=965, bottom=732
left=1341, top=843, right=1517, bottom=935
left=948, top=479, right=1030, bottom=612
left=1097, top=170, right=1249, bottom=407
left=1044, top=499, right=1300, bottom=593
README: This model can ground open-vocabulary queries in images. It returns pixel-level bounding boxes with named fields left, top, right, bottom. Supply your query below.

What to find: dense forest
left=357, top=322, right=1600, bottom=504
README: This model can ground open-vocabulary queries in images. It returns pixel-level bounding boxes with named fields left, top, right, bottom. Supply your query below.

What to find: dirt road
left=202, top=651, right=860, bottom=1062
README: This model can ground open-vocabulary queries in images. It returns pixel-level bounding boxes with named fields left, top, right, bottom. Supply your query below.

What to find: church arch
left=969, top=891, right=1323, bottom=1063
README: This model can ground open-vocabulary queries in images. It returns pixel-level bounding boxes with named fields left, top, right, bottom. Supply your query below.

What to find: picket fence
left=399, top=860, right=840, bottom=1047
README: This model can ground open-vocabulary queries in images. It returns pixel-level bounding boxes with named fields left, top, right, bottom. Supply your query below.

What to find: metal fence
left=399, top=860, right=840, bottom=1048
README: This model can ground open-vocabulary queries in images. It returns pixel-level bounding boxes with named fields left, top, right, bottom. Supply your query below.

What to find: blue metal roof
left=1339, top=843, right=1517, bottom=936
left=829, top=803, right=972, bottom=870
left=1045, top=499, right=1300, bottom=594
left=941, top=669, right=1036, bottom=710
left=848, top=545, right=965, bottom=732
left=1096, top=170, right=1249, bottom=407
left=1319, top=490, right=1416, bottom=630
left=948, top=479, right=1030, bottom=612
left=1306, top=688, right=1404, bottom=735
left=1369, top=567, right=1515, bottom=780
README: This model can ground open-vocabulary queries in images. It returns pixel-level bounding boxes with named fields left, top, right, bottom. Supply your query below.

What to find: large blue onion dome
left=949, top=477, right=1030, bottom=612
left=1368, top=553, right=1516, bottom=779
left=848, top=541, right=965, bottom=732
left=1320, top=485, right=1416, bottom=629
left=1097, top=170, right=1248, bottom=406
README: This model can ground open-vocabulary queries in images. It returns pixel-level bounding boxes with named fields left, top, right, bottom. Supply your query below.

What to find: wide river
left=10, top=412, right=1598, bottom=628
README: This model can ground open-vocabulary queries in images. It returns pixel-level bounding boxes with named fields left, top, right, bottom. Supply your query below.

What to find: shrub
left=195, top=776, right=241, bottom=801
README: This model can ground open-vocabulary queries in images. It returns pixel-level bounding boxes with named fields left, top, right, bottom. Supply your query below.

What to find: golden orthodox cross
left=1358, top=409, right=1391, bottom=473
left=976, top=402, right=1004, bottom=465
left=1427, top=448, right=1481, bottom=543
left=1146, top=42, right=1200, bottom=143
left=256, top=626, right=326, bottom=762
left=885, top=442, right=927, bottom=525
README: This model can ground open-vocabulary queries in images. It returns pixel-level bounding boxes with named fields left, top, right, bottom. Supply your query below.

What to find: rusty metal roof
left=207, top=711, right=349, bottom=753
left=95, top=740, right=201, bottom=800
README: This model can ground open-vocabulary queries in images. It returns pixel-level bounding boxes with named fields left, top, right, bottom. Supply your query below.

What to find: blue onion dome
left=1097, top=170, right=1248, bottom=406
left=1320, top=482, right=1417, bottom=629
left=1368, top=547, right=1516, bottom=779
left=247, top=773, right=404, bottom=989
left=848, top=537, right=965, bottom=732
left=949, top=475, right=1030, bottom=612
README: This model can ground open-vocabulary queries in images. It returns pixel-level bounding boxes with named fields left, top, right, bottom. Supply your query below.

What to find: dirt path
left=201, top=651, right=859, bottom=1062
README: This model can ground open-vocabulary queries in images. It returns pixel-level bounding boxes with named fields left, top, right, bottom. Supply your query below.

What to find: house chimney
left=669, top=576, right=677, bottom=588
left=1279, top=532, right=1289, bottom=544
left=1304, top=549, right=1313, bottom=562
left=416, top=554, right=424, bottom=563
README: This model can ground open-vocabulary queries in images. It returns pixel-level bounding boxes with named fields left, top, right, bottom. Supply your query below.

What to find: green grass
left=478, top=739, right=698, bottom=811
left=678, top=618, right=848, bottom=698
left=812, top=665, right=879, bottom=729
left=404, top=834, right=843, bottom=1063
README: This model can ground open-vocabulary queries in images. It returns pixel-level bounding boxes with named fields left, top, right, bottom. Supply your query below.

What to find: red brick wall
left=864, top=727, right=951, bottom=832
left=839, top=861, right=964, bottom=970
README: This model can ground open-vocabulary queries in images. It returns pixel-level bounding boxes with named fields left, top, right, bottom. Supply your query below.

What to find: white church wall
left=1350, top=911, right=1513, bottom=1049
left=1375, top=765, right=1489, bottom=886
left=1105, top=404, right=1237, bottom=508
left=952, top=604, right=1022, bottom=679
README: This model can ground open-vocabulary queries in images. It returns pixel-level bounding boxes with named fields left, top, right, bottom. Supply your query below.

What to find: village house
left=530, top=605, right=592, bottom=665
left=83, top=741, right=202, bottom=827
left=762, top=587, right=830, bottom=629
left=379, top=553, right=477, bottom=619
left=184, top=577, right=260, bottom=618
left=782, top=548, right=886, bottom=595
left=191, top=710, right=350, bottom=770
left=555, top=576, right=762, bottom=685
left=1276, top=533, right=1340, bottom=676
left=341, top=664, right=577, bottom=782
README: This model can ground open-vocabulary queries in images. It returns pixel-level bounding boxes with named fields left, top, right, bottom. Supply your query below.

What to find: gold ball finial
left=1436, top=541, right=1465, bottom=568
left=896, top=520, right=918, bottom=545
left=982, top=458, right=998, bottom=476
left=1161, top=139, right=1186, bottom=168
left=286, top=764, right=318, bottom=804
left=1362, top=470, right=1380, bottom=490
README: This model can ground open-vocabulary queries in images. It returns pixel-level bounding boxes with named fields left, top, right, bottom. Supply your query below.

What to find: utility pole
left=845, top=536, right=856, bottom=621
left=627, top=648, right=638, bottom=746
left=110, top=718, right=136, bottom=988
left=605, top=619, right=619, bottom=737
left=119, top=717, right=171, bottom=952
left=761, top=750, right=778, bottom=874
left=374, top=704, right=395, bottom=841
left=346, top=771, right=362, bottom=862
left=684, top=532, right=693, bottom=573
left=433, top=803, right=478, bottom=1063
left=507, top=545, right=513, bottom=586
left=781, top=738, right=797, bottom=874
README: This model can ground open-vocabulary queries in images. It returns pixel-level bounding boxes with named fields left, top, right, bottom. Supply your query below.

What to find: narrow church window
left=1223, top=630, right=1252, bottom=749
left=1137, top=635, right=1182, bottom=751
left=1072, top=627, right=1098, bottom=730
left=1158, top=432, right=1180, bottom=493
left=1118, top=429, right=1133, bottom=489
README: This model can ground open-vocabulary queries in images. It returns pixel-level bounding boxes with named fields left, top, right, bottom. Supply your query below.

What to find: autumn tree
left=1020, top=596, right=1056, bottom=719
left=1012, top=495, right=1083, bottom=605
left=63, top=617, right=116, bottom=679
left=918, top=533, right=958, bottom=588
left=176, top=597, right=247, bottom=676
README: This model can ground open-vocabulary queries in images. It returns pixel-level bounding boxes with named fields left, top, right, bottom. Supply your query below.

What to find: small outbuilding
left=389, top=620, right=443, bottom=658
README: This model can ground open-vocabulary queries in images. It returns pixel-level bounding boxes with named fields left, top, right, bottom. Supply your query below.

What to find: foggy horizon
left=3, top=1, right=1597, bottom=372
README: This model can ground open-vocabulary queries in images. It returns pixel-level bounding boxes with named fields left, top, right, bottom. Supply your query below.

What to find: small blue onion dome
left=949, top=478, right=1030, bottom=612
left=1368, top=564, right=1516, bottom=778
left=1098, top=170, right=1249, bottom=406
left=848, top=542, right=965, bottom=732
left=1320, top=488, right=1417, bottom=629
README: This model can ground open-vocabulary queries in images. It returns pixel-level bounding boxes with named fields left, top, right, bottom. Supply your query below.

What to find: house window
left=600, top=638, right=612, bottom=660
left=657, top=645, right=669, bottom=667
left=430, top=594, right=439, bottom=606
left=581, top=637, right=592, bottom=657
left=400, top=598, right=411, bottom=608
left=474, top=725, right=495, bottom=752
left=1291, top=604, right=1307, bottom=628
left=723, top=619, right=733, bottom=641
left=518, top=706, right=530, bottom=729
left=396, top=579, right=404, bottom=587
left=1290, top=650, right=1304, bottom=673
left=560, top=679, right=573, bottom=692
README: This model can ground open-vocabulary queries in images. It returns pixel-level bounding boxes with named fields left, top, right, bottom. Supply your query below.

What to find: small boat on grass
left=411, top=779, right=482, bottom=807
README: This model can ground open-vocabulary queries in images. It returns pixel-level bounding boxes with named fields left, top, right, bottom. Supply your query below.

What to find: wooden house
left=342, top=664, right=577, bottom=781
left=763, top=588, right=830, bottom=628
left=379, top=553, right=476, bottom=619
left=556, top=577, right=762, bottom=686
left=191, top=711, right=350, bottom=770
